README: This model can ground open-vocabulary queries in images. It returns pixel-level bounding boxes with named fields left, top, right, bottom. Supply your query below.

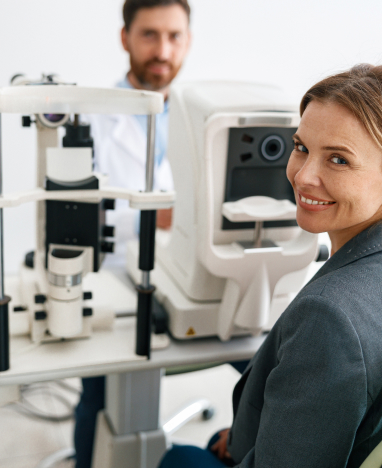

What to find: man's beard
left=129, top=56, right=181, bottom=91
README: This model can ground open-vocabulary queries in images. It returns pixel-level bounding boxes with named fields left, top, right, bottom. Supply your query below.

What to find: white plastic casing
left=46, top=148, right=93, bottom=182
left=48, top=297, right=83, bottom=338
left=47, top=250, right=85, bottom=338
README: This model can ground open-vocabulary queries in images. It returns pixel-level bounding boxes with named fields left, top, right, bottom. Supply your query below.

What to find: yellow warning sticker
left=186, top=327, right=196, bottom=337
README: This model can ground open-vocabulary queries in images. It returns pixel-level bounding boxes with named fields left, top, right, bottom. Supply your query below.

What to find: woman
left=158, top=63, right=382, bottom=468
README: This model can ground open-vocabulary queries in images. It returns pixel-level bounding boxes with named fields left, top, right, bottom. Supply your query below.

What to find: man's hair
left=123, top=0, right=191, bottom=31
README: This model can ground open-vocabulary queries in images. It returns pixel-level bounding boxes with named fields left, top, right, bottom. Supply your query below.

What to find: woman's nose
left=294, top=156, right=322, bottom=188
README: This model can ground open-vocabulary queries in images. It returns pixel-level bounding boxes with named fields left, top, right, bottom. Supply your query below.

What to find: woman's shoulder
left=280, top=251, right=382, bottom=362
left=300, top=250, right=382, bottom=316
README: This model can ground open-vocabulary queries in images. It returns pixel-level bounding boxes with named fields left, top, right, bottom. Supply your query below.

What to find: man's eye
left=294, top=142, right=308, bottom=153
left=331, top=156, right=347, bottom=165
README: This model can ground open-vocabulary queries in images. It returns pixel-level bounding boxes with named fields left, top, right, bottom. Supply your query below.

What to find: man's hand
left=156, top=208, right=173, bottom=230
left=210, top=428, right=232, bottom=461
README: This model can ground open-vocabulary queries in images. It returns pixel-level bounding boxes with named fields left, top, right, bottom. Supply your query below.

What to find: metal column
left=0, top=115, right=10, bottom=372
left=136, top=114, right=157, bottom=358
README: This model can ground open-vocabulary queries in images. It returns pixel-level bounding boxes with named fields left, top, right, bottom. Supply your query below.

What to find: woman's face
left=287, top=100, right=382, bottom=249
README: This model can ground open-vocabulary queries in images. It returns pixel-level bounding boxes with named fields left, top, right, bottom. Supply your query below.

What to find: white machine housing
left=128, top=81, right=318, bottom=341
left=0, top=83, right=174, bottom=343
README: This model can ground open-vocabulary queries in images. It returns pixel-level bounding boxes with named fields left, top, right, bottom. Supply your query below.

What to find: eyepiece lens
left=43, top=114, right=66, bottom=123
left=260, top=135, right=285, bottom=161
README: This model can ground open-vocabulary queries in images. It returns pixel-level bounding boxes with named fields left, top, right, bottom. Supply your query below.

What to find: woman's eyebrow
left=292, top=133, right=304, bottom=144
left=322, top=145, right=355, bottom=155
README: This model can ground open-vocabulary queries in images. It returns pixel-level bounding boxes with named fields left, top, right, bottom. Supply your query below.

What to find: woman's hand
left=210, top=428, right=232, bottom=461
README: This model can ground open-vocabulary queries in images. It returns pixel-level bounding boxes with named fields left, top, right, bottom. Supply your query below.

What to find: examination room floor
left=0, top=364, right=239, bottom=467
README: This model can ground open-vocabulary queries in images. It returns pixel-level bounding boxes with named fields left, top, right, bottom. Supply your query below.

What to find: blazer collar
left=309, top=223, right=382, bottom=284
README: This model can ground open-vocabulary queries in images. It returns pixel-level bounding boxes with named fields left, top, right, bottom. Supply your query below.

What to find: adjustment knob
left=35, top=294, right=47, bottom=304
left=22, top=116, right=32, bottom=127
left=102, top=199, right=115, bottom=210
left=101, top=241, right=114, bottom=253
left=102, top=225, right=115, bottom=238
left=83, top=291, right=93, bottom=300
left=83, top=308, right=93, bottom=317
left=34, top=311, right=47, bottom=321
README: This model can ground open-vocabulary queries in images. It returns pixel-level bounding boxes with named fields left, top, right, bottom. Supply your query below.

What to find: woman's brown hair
left=301, top=64, right=382, bottom=149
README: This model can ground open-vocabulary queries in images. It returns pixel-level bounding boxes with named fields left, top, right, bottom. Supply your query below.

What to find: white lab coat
left=88, top=113, right=173, bottom=266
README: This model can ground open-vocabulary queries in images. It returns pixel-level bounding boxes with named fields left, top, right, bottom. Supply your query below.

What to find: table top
left=0, top=270, right=265, bottom=386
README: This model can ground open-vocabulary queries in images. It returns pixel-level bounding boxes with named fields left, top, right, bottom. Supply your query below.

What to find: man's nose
left=155, top=35, right=172, bottom=60
left=294, top=155, right=322, bottom=188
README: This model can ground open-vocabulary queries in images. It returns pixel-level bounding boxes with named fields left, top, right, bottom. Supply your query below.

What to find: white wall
left=0, top=0, right=381, bottom=273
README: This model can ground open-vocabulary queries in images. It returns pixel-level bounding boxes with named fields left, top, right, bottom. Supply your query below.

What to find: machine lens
left=260, top=135, right=285, bottom=161
left=43, top=113, right=66, bottom=123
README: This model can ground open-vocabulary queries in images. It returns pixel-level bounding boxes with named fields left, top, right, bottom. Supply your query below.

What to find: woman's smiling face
left=287, top=100, right=382, bottom=252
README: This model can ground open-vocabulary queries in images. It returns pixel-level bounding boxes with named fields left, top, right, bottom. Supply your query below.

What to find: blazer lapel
left=308, top=224, right=382, bottom=285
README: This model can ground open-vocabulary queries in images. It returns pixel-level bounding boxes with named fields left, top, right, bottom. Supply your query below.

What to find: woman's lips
left=297, top=192, right=336, bottom=212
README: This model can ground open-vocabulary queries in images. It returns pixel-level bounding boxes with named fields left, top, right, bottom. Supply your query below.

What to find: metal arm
left=136, top=115, right=157, bottom=358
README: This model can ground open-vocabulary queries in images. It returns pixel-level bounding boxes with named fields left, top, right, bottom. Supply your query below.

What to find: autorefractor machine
left=127, top=81, right=322, bottom=342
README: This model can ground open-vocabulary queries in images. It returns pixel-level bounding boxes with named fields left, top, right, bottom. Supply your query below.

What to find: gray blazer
left=227, top=224, right=382, bottom=468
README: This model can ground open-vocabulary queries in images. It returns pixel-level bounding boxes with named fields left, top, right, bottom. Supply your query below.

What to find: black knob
left=83, top=291, right=93, bottom=300
left=25, top=251, right=35, bottom=268
left=35, top=311, right=47, bottom=321
left=22, top=116, right=32, bottom=127
left=35, top=294, right=47, bottom=304
left=102, top=199, right=115, bottom=210
left=13, top=306, right=27, bottom=312
left=102, top=225, right=115, bottom=238
left=83, top=308, right=93, bottom=317
left=316, top=244, right=330, bottom=262
left=101, top=241, right=114, bottom=253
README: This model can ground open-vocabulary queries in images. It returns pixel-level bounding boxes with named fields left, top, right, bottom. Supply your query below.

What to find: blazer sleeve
left=236, top=294, right=367, bottom=468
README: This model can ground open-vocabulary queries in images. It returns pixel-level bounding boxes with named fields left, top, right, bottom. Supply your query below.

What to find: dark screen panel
left=230, top=167, right=294, bottom=202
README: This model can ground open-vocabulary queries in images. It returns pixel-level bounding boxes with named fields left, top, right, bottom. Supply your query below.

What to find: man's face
left=121, top=4, right=191, bottom=91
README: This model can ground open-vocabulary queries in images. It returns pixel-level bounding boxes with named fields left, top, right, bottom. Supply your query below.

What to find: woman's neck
left=328, top=215, right=382, bottom=255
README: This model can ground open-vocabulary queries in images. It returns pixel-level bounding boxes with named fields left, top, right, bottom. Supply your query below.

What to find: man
left=74, top=2, right=191, bottom=467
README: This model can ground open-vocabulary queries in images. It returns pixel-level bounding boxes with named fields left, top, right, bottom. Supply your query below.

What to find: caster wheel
left=202, top=407, right=215, bottom=421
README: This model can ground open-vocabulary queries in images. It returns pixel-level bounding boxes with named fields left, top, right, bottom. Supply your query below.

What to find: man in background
left=75, top=1, right=191, bottom=467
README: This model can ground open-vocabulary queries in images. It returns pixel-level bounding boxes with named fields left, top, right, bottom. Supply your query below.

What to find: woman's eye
left=331, top=156, right=347, bottom=165
left=294, top=142, right=308, bottom=153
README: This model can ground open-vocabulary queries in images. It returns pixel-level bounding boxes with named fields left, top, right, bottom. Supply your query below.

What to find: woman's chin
left=296, top=216, right=327, bottom=234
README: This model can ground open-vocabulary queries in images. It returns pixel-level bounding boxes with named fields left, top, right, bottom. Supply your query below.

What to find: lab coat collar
left=309, top=223, right=382, bottom=284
